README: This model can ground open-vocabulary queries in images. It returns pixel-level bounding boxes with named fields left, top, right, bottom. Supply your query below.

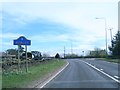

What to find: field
left=2, top=59, right=66, bottom=88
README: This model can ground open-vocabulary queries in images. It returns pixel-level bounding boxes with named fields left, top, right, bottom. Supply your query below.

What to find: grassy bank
left=0, top=72, right=2, bottom=90
left=2, top=59, right=66, bottom=88
left=96, top=58, right=120, bottom=64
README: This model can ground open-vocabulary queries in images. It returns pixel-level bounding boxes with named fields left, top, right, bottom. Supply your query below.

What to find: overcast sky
left=1, top=0, right=119, bottom=56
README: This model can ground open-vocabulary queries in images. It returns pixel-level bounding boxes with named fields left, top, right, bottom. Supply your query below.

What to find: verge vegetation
left=2, top=59, right=66, bottom=88
left=95, top=58, right=120, bottom=64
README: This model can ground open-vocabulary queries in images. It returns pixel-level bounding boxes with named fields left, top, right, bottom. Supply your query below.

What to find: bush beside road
left=2, top=59, right=66, bottom=88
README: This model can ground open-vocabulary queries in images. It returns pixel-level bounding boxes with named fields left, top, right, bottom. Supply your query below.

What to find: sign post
left=18, top=45, right=20, bottom=72
left=13, top=36, right=31, bottom=73
left=25, top=45, right=28, bottom=72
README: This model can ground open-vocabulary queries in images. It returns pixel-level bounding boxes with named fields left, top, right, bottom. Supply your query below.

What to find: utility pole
left=109, top=28, right=113, bottom=45
left=82, top=51, right=84, bottom=58
left=64, top=46, right=65, bottom=58
left=71, top=40, right=73, bottom=55
left=108, top=28, right=113, bottom=55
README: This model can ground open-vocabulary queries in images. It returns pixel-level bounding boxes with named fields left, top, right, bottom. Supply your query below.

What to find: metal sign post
left=13, top=36, right=31, bottom=73
left=25, top=45, right=28, bottom=72
left=18, top=45, right=20, bottom=72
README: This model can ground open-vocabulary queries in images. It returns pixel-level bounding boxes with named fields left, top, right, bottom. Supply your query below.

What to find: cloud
left=1, top=33, right=24, bottom=39
left=1, top=0, right=119, bottom=3
left=0, top=33, right=24, bottom=50
left=2, top=2, right=118, bottom=37
left=1, top=42, right=12, bottom=46
left=1, top=2, right=118, bottom=55
left=29, top=34, right=69, bottom=42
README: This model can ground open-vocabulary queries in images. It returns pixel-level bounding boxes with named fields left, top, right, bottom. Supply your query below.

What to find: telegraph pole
left=71, top=41, right=73, bottom=54
left=64, top=46, right=65, bottom=58
left=109, top=28, right=113, bottom=45
left=82, top=51, right=84, bottom=58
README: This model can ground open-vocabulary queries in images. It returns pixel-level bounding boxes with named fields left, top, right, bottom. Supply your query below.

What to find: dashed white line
left=81, top=60, right=120, bottom=84
left=114, top=76, right=119, bottom=79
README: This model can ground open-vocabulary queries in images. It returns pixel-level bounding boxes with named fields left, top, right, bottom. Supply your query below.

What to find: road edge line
left=81, top=60, right=120, bottom=84
left=38, top=60, right=69, bottom=88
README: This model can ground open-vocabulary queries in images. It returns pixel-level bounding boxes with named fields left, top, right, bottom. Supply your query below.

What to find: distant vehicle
left=21, top=51, right=42, bottom=60
left=20, top=52, right=32, bottom=59
left=31, top=51, right=42, bottom=60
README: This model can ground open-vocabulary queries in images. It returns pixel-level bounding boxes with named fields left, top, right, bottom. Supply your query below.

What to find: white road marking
left=37, top=61, right=69, bottom=88
left=114, top=76, right=119, bottom=79
left=81, top=60, right=120, bottom=84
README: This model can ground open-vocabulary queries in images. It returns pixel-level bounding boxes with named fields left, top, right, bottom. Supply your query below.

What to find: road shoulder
left=26, top=60, right=69, bottom=88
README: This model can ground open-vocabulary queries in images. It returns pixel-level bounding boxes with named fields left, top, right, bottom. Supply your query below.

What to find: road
left=43, top=59, right=120, bottom=88
left=84, top=59, right=119, bottom=80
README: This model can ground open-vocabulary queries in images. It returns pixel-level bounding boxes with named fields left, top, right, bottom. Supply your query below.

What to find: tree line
left=2, top=31, right=120, bottom=59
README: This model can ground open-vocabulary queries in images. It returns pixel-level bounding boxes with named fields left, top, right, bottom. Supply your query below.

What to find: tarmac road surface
left=43, top=59, right=119, bottom=88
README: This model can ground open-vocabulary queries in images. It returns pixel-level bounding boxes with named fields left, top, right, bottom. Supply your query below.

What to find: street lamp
left=96, top=17, right=108, bottom=57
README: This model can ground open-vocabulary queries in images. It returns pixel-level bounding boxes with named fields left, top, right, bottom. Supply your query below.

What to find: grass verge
left=2, top=59, right=66, bottom=88
left=96, top=58, right=120, bottom=64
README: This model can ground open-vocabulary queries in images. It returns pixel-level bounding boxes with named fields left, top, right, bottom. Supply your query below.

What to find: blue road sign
left=13, top=36, right=31, bottom=45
